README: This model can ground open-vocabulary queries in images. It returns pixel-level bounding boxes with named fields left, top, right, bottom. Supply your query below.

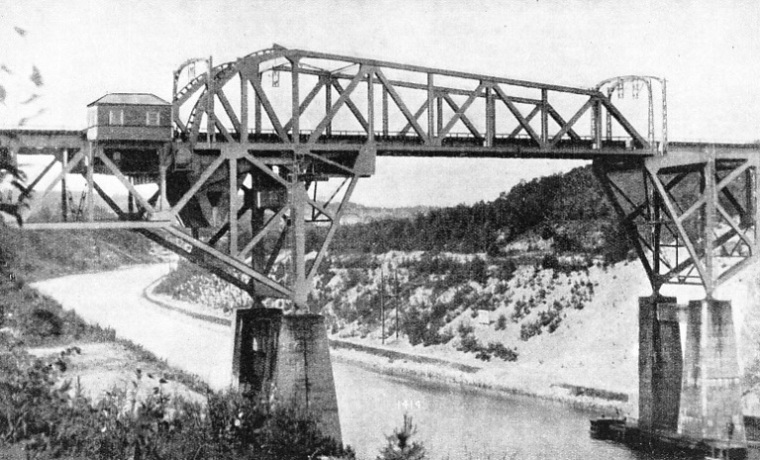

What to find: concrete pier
left=678, top=299, right=745, bottom=447
left=231, top=308, right=342, bottom=444
left=639, top=295, right=682, bottom=433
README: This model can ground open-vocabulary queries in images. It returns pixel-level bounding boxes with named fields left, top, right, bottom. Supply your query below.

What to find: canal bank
left=143, top=271, right=634, bottom=415
left=32, top=265, right=703, bottom=459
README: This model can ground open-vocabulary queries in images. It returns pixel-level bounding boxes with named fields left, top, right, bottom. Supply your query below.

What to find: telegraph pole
left=380, top=266, right=385, bottom=344
left=394, top=268, right=400, bottom=340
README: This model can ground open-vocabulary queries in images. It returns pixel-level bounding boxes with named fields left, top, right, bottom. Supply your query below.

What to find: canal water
left=333, top=361, right=695, bottom=460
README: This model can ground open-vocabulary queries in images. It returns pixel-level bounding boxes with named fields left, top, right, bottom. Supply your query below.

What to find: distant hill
left=327, top=165, right=630, bottom=261
left=335, top=202, right=431, bottom=225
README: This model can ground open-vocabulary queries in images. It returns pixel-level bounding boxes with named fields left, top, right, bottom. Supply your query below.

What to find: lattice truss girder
left=17, top=143, right=358, bottom=311
left=172, top=45, right=651, bottom=153
left=594, top=149, right=759, bottom=295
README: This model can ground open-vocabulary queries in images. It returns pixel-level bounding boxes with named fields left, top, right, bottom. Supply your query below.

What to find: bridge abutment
left=230, top=308, right=342, bottom=444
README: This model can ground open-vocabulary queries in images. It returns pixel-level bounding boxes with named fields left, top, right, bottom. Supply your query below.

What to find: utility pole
left=394, top=267, right=400, bottom=340
left=380, top=266, right=385, bottom=345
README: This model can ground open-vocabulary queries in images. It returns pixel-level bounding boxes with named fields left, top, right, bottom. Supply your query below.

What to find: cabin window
left=109, top=109, right=124, bottom=125
left=146, top=111, right=161, bottom=126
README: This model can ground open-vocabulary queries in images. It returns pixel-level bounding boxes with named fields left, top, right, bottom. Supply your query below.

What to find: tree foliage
left=329, top=165, right=618, bottom=256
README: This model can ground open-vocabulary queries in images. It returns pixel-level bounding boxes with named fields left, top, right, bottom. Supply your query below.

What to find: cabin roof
left=87, top=93, right=170, bottom=107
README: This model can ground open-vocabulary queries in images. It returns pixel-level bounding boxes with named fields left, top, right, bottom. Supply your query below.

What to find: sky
left=1, top=0, right=758, bottom=207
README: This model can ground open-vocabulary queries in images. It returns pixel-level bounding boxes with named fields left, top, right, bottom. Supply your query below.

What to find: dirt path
left=31, top=264, right=233, bottom=390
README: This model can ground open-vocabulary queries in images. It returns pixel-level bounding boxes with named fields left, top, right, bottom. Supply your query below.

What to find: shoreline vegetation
left=0, top=229, right=352, bottom=459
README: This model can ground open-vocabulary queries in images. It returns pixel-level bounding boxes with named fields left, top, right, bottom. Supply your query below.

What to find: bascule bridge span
left=1, top=45, right=758, bottom=453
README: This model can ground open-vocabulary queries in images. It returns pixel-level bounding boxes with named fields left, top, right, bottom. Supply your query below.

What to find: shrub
left=377, top=414, right=426, bottom=460
left=458, top=333, right=480, bottom=354
left=520, top=321, right=542, bottom=341
left=541, top=254, right=560, bottom=270
left=0, top=347, right=354, bottom=460
left=495, top=314, right=507, bottom=331
left=456, top=322, right=473, bottom=337
left=487, top=342, right=518, bottom=362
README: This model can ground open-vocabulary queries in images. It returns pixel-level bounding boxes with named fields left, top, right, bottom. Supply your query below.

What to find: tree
left=0, top=24, right=43, bottom=226
left=0, top=159, right=28, bottom=226
left=377, top=414, right=426, bottom=460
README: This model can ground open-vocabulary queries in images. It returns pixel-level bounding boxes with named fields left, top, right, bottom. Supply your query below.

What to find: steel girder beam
left=594, top=147, right=759, bottom=296
left=16, top=132, right=362, bottom=312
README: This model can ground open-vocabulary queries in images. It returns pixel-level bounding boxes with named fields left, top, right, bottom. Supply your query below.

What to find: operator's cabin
left=86, top=93, right=171, bottom=176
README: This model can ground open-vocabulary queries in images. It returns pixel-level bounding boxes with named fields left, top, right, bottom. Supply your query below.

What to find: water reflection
left=332, top=361, right=702, bottom=460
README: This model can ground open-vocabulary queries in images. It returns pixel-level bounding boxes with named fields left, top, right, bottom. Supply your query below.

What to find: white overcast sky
left=1, top=0, right=758, bottom=207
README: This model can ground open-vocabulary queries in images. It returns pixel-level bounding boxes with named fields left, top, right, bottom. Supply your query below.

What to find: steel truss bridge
left=1, top=45, right=758, bottom=307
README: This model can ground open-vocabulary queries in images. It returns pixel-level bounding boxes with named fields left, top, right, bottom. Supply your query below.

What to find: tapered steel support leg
left=61, top=149, right=68, bottom=222
left=290, top=178, right=308, bottom=310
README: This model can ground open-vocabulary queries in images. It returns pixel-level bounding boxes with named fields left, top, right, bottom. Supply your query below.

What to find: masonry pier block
left=639, top=295, right=682, bottom=434
left=678, top=299, right=745, bottom=448
left=231, top=309, right=342, bottom=444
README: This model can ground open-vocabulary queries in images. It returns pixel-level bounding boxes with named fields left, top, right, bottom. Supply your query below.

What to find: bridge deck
left=2, top=128, right=757, bottom=162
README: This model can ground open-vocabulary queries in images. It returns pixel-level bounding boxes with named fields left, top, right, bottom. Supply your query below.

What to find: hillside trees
left=328, top=165, right=620, bottom=256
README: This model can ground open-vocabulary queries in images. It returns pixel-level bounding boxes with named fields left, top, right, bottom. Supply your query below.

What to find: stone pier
left=231, top=308, right=342, bottom=443
left=639, top=295, right=682, bottom=433
left=678, top=299, right=745, bottom=447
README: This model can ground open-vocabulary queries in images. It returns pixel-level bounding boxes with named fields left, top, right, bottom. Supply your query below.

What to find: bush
left=495, top=314, right=507, bottom=331
left=487, top=342, right=518, bottom=362
left=458, top=334, right=480, bottom=354
left=377, top=414, right=426, bottom=460
left=0, top=347, right=354, bottom=460
left=22, top=308, right=62, bottom=339
left=541, top=254, right=560, bottom=270
left=520, top=321, right=542, bottom=341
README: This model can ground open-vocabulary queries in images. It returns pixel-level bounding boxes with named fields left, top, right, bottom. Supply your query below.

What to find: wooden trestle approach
left=1, top=45, right=758, bottom=452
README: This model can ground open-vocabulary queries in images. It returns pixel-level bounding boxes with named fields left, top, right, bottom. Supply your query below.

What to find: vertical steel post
left=367, top=71, right=375, bottom=142
left=647, top=80, right=655, bottom=152
left=172, top=69, right=179, bottom=138
left=325, top=78, right=332, bottom=137
left=290, top=176, right=308, bottom=310
left=485, top=86, right=495, bottom=148
left=291, top=58, right=300, bottom=143
left=427, top=73, right=435, bottom=144
left=229, top=154, right=238, bottom=255
left=61, top=149, right=68, bottom=222
left=240, top=72, right=249, bottom=142
left=649, top=170, right=662, bottom=293
left=86, top=143, right=94, bottom=222
left=127, top=175, right=134, bottom=215
left=382, top=85, right=389, bottom=138
left=606, top=87, right=614, bottom=142
left=661, top=80, right=668, bottom=154
left=206, top=56, right=214, bottom=145
left=254, top=68, right=262, bottom=135
left=593, top=98, right=602, bottom=149
left=704, top=149, right=717, bottom=297
left=744, top=168, right=754, bottom=228
left=436, top=95, right=443, bottom=136
left=541, top=89, right=549, bottom=147
left=159, top=158, right=167, bottom=212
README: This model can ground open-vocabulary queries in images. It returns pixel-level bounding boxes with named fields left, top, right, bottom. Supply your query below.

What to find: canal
left=32, top=266, right=702, bottom=460
left=333, top=361, right=695, bottom=460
